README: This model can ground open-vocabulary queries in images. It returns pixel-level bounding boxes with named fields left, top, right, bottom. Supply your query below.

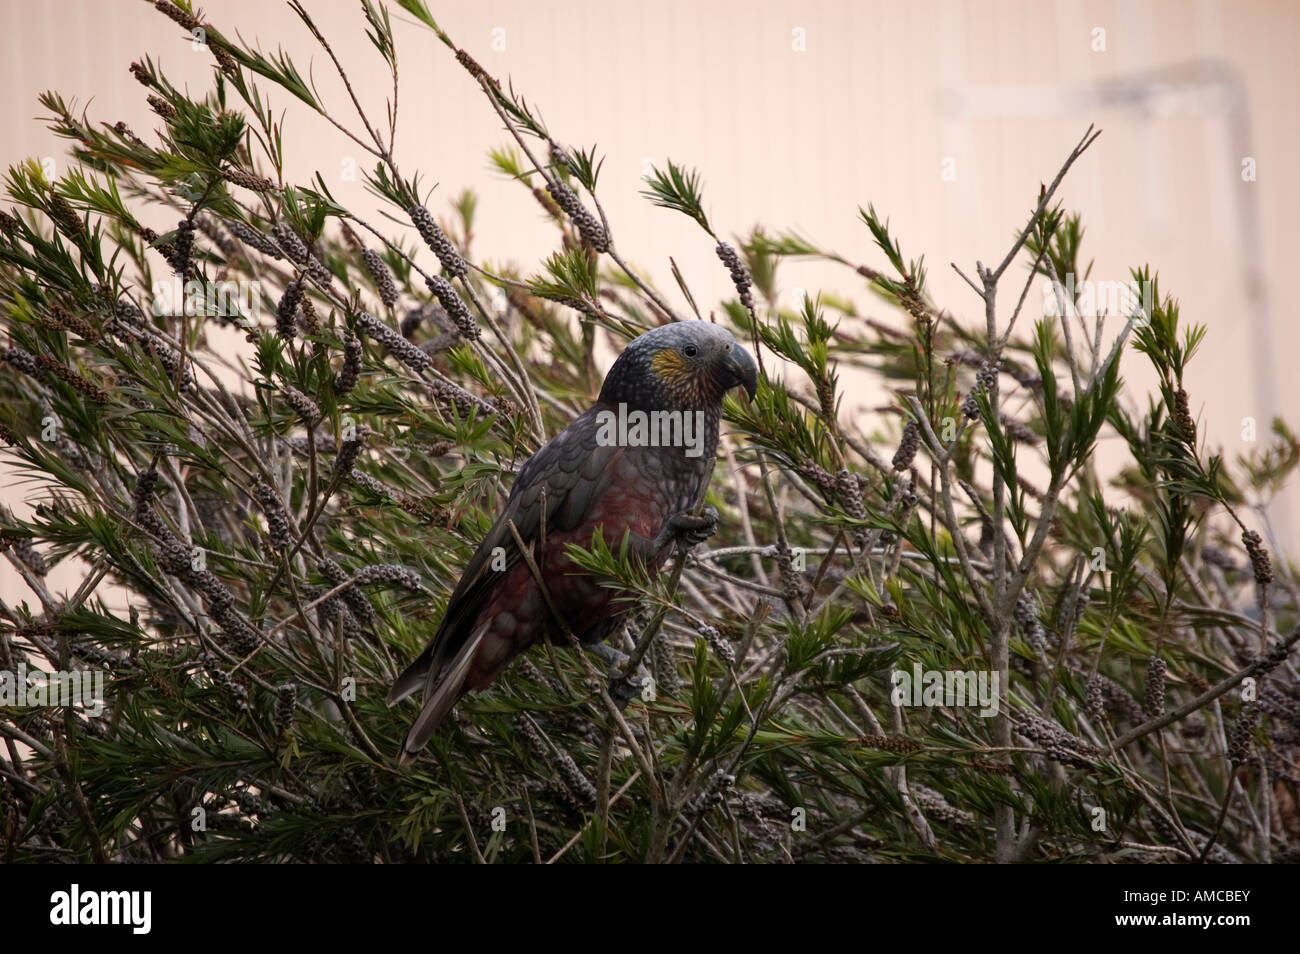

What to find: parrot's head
left=598, top=320, right=759, bottom=411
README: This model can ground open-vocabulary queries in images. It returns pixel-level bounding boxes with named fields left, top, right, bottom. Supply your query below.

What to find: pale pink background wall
left=3, top=0, right=1299, bottom=605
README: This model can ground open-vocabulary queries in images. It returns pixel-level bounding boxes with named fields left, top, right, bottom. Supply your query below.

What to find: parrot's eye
left=683, top=345, right=698, bottom=358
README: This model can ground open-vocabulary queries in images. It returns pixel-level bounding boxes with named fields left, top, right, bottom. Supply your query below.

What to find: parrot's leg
left=585, top=640, right=649, bottom=705
left=654, top=504, right=719, bottom=552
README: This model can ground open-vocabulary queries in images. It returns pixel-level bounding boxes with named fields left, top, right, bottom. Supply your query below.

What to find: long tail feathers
left=396, top=624, right=487, bottom=766
left=387, top=643, right=434, bottom=708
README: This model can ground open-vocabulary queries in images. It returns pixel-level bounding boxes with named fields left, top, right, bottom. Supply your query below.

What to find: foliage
left=0, top=1, right=1298, bottom=864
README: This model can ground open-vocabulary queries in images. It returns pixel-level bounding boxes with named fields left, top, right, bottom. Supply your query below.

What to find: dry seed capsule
left=715, top=241, right=755, bottom=312
left=276, top=279, right=304, bottom=340
left=334, top=333, right=362, bottom=396
left=354, top=311, right=432, bottom=373
left=305, top=254, right=333, bottom=290
left=275, top=683, right=297, bottom=736
left=547, top=181, right=609, bottom=252
left=280, top=384, right=320, bottom=427
left=408, top=204, right=467, bottom=278
left=1242, top=529, right=1273, bottom=585
left=892, top=421, right=920, bottom=471
left=170, top=218, right=194, bottom=276
left=129, top=61, right=155, bottom=88
left=224, top=219, right=283, bottom=259
left=1173, top=387, right=1196, bottom=440
left=362, top=248, right=399, bottom=308
left=2, top=347, right=46, bottom=381
left=1014, top=591, right=1047, bottom=653
left=202, top=653, right=249, bottom=709
left=272, top=222, right=309, bottom=264
left=1227, top=703, right=1260, bottom=765
left=154, top=0, right=201, bottom=30
left=698, top=623, right=735, bottom=667
left=1144, top=656, right=1167, bottom=718
left=11, top=537, right=47, bottom=576
left=424, top=275, right=478, bottom=340
left=318, top=556, right=376, bottom=625
left=334, top=435, right=363, bottom=476
left=222, top=167, right=273, bottom=192
left=147, top=95, right=176, bottom=120
left=554, top=751, right=597, bottom=807
left=253, top=479, right=291, bottom=551
left=352, top=564, right=421, bottom=589
left=1085, top=675, right=1105, bottom=723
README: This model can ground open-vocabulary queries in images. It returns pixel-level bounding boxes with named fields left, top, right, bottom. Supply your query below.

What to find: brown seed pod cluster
left=253, top=479, right=291, bottom=552
left=318, top=557, right=376, bottom=626
left=553, top=751, right=597, bottom=807
left=1014, top=711, right=1100, bottom=769
left=222, top=167, right=274, bottom=192
left=1227, top=702, right=1260, bottom=765
left=547, top=181, right=609, bottom=252
left=892, top=421, right=920, bottom=472
left=49, top=194, right=84, bottom=237
left=455, top=49, right=499, bottom=88
left=334, top=333, right=362, bottom=396
left=698, top=623, right=735, bottom=667
left=352, top=563, right=421, bottom=590
left=272, top=222, right=309, bottom=263
left=200, top=653, right=249, bottom=709
left=715, top=241, right=754, bottom=313
left=1242, top=529, right=1273, bottom=585
left=1085, top=675, right=1105, bottom=723
left=276, top=279, right=304, bottom=340
left=859, top=734, right=923, bottom=754
left=1144, top=656, right=1167, bottom=718
left=49, top=303, right=100, bottom=341
left=279, top=384, right=321, bottom=427
left=170, top=218, right=195, bottom=277
left=1014, top=591, right=1047, bottom=654
left=153, top=0, right=201, bottom=31
left=798, top=460, right=838, bottom=499
left=36, top=353, right=112, bottom=405
left=836, top=468, right=868, bottom=548
left=224, top=219, right=283, bottom=259
left=424, top=275, right=479, bottom=340
left=212, top=46, right=239, bottom=78
left=775, top=540, right=810, bottom=604
left=333, top=434, right=363, bottom=477
left=275, top=683, right=298, bottom=737
left=962, top=361, right=1000, bottom=420
left=2, top=346, right=47, bottom=381
left=362, top=248, right=399, bottom=308
left=355, top=310, right=432, bottom=373
left=129, top=61, right=155, bottom=88
left=408, top=204, right=467, bottom=278
left=147, top=95, right=176, bottom=120
left=1173, top=387, right=1196, bottom=440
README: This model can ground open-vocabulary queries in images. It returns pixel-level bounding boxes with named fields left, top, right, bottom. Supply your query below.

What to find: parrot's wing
left=388, top=407, right=621, bottom=707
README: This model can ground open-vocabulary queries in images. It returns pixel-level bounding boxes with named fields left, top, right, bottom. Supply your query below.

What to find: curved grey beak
left=722, top=343, right=759, bottom=401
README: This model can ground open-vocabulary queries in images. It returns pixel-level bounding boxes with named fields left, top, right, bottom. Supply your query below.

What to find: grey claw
left=667, top=505, right=719, bottom=546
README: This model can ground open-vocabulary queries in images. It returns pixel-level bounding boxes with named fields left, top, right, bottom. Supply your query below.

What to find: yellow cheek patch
left=650, top=347, right=706, bottom=402
left=651, top=348, right=687, bottom=381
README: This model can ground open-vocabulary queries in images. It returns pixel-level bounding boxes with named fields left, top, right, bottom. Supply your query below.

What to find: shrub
left=0, top=0, right=1297, bottom=863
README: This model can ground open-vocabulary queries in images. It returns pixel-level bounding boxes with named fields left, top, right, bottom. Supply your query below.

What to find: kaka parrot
left=389, top=320, right=758, bottom=763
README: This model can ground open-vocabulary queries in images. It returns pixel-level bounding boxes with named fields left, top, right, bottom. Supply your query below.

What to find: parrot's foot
left=586, top=641, right=649, bottom=706
left=656, top=505, right=719, bottom=551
